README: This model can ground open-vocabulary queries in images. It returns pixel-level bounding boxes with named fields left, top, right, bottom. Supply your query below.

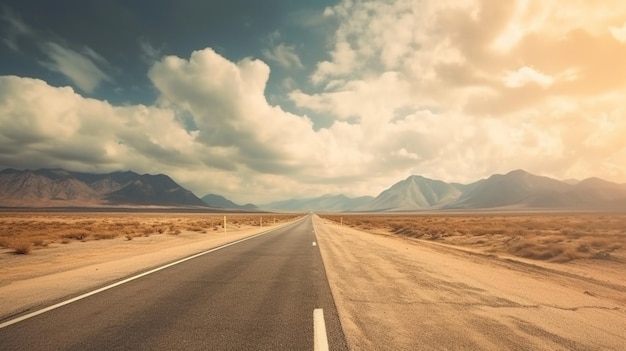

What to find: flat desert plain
left=1, top=211, right=625, bottom=350
left=315, top=213, right=626, bottom=350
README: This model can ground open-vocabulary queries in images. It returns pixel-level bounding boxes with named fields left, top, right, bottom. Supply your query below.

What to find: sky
left=1, top=0, right=626, bottom=204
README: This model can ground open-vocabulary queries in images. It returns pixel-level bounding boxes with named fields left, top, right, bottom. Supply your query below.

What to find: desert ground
left=1, top=211, right=625, bottom=350
left=315, top=213, right=626, bottom=350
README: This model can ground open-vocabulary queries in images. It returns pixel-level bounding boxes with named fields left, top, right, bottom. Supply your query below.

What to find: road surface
left=0, top=215, right=347, bottom=350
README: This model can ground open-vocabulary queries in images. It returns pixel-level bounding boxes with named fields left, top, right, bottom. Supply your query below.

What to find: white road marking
left=314, top=308, right=329, bottom=351
left=312, top=241, right=317, bottom=246
left=0, top=227, right=283, bottom=330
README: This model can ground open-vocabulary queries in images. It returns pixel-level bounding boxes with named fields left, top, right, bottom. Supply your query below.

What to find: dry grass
left=0, top=212, right=298, bottom=254
left=321, top=213, right=626, bottom=263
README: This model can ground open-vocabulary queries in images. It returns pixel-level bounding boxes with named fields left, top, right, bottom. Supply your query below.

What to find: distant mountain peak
left=201, top=193, right=258, bottom=211
left=507, top=169, right=530, bottom=175
left=0, top=168, right=207, bottom=208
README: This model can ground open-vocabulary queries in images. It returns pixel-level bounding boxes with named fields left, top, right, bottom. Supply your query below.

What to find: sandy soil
left=313, top=215, right=626, bottom=350
left=0, top=222, right=290, bottom=321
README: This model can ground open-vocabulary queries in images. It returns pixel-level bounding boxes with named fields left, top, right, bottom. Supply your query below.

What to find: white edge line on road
left=314, top=308, right=329, bottom=351
left=0, top=223, right=294, bottom=330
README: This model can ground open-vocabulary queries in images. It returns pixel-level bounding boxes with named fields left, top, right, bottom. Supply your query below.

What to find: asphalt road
left=0, top=215, right=348, bottom=350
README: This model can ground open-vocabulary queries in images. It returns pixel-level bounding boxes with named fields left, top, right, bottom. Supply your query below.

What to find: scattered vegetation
left=0, top=213, right=299, bottom=254
left=11, top=240, right=32, bottom=255
left=321, top=213, right=626, bottom=263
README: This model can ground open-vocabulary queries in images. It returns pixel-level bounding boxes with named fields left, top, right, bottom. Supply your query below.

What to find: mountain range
left=200, top=194, right=258, bottom=211
left=355, top=170, right=626, bottom=212
left=261, top=194, right=375, bottom=212
left=0, top=168, right=207, bottom=208
left=264, top=170, right=626, bottom=212
left=2, top=168, right=626, bottom=211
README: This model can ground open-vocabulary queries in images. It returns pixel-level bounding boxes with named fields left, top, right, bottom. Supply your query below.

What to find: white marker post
left=223, top=216, right=226, bottom=234
left=260, top=217, right=263, bottom=228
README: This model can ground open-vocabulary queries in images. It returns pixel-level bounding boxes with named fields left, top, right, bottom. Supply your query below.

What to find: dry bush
left=321, top=213, right=626, bottom=263
left=93, top=233, right=117, bottom=240
left=63, top=231, right=90, bottom=241
left=10, top=240, right=33, bottom=254
left=33, top=239, right=49, bottom=247
left=509, top=241, right=573, bottom=261
left=0, top=212, right=300, bottom=251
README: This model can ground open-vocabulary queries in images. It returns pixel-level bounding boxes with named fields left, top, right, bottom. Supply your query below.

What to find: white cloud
left=40, top=42, right=113, bottom=93
left=1, top=8, right=114, bottom=93
left=0, top=7, right=32, bottom=52
left=312, top=42, right=357, bottom=85
left=139, top=39, right=163, bottom=63
left=504, top=66, right=554, bottom=88
left=262, top=43, right=303, bottom=69
left=610, top=22, right=626, bottom=43
left=294, top=0, right=626, bottom=184
left=2, top=0, right=626, bottom=203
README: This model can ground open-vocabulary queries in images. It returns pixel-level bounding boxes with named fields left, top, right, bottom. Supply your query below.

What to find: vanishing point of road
left=0, top=214, right=348, bottom=350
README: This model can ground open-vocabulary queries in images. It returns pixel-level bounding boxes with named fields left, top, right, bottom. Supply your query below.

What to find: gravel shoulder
left=313, top=215, right=626, bottom=350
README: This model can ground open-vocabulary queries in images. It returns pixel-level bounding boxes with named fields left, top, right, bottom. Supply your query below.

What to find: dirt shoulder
left=0, top=223, right=288, bottom=321
left=314, top=215, right=626, bottom=350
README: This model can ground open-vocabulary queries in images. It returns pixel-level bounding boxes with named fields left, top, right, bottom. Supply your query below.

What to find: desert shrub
left=577, top=244, right=590, bottom=253
left=63, top=231, right=89, bottom=240
left=592, top=250, right=612, bottom=259
left=551, top=247, right=584, bottom=263
left=93, top=233, right=117, bottom=240
left=12, top=241, right=32, bottom=254
left=509, top=241, right=571, bottom=261
left=33, top=239, right=49, bottom=247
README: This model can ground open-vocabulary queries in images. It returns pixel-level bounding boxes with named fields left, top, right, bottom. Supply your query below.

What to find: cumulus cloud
left=2, top=0, right=626, bottom=203
left=0, top=75, right=196, bottom=171
left=293, top=0, right=626, bottom=184
left=147, top=48, right=320, bottom=175
left=0, top=49, right=397, bottom=202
